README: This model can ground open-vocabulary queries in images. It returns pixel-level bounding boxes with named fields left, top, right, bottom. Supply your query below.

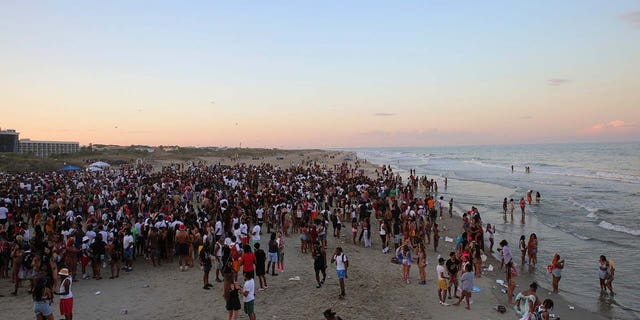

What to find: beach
left=0, top=149, right=615, bottom=320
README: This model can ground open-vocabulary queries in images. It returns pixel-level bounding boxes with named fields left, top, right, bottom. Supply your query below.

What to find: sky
left=1, top=1, right=639, bottom=148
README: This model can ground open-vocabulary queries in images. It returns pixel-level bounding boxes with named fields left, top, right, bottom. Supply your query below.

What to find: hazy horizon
left=1, top=1, right=639, bottom=148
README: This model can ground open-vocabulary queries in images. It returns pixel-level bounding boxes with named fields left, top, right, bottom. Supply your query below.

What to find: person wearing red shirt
left=240, top=244, right=256, bottom=277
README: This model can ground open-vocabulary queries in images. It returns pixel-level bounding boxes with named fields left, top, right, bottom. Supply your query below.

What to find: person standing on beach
left=519, top=235, right=527, bottom=266
left=446, top=252, right=460, bottom=299
left=527, top=233, right=538, bottom=266
left=432, top=223, right=439, bottom=252
left=519, top=198, right=526, bottom=215
left=226, top=279, right=242, bottom=320
left=452, top=263, right=474, bottom=310
left=515, top=282, right=540, bottom=318
left=241, top=272, right=256, bottom=320
left=549, top=253, right=564, bottom=294
left=502, top=198, right=508, bottom=215
left=312, top=241, right=327, bottom=288
left=253, top=243, right=267, bottom=291
left=527, top=190, right=533, bottom=205
left=509, top=199, right=515, bottom=220
left=266, top=233, right=278, bottom=276
left=200, top=241, right=213, bottom=290
left=499, top=240, right=516, bottom=304
left=448, top=198, right=453, bottom=218
left=417, top=243, right=427, bottom=285
left=535, top=191, right=541, bottom=205
left=123, top=228, right=134, bottom=272
left=175, top=224, right=190, bottom=271
left=331, top=247, right=348, bottom=298
left=436, top=257, right=450, bottom=306
left=598, top=255, right=614, bottom=294
left=54, top=268, right=73, bottom=320
left=486, top=224, right=495, bottom=253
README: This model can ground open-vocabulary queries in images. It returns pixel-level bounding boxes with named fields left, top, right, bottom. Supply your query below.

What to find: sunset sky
left=1, top=1, right=639, bottom=148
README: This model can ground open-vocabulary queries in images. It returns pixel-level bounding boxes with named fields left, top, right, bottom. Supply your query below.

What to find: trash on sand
left=568, top=305, right=575, bottom=310
left=95, top=291, right=101, bottom=295
left=288, top=276, right=301, bottom=281
left=487, top=264, right=494, bottom=271
left=472, top=285, right=481, bottom=293
left=444, top=237, right=454, bottom=243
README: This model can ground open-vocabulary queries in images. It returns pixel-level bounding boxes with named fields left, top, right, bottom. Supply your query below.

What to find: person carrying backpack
left=331, top=247, right=348, bottom=299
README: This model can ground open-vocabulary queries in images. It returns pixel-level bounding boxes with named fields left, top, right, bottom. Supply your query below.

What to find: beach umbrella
left=60, top=165, right=81, bottom=171
left=89, top=161, right=111, bottom=168
left=343, top=157, right=353, bottom=161
left=87, top=166, right=103, bottom=172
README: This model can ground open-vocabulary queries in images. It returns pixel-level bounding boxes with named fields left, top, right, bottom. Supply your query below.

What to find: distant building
left=0, top=128, right=20, bottom=153
left=19, top=139, right=79, bottom=157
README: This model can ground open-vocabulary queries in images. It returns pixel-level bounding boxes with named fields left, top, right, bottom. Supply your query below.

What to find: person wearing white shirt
left=437, top=257, right=450, bottom=305
left=214, top=219, right=224, bottom=241
left=256, top=208, right=264, bottom=229
left=331, top=247, right=348, bottom=298
left=0, top=205, right=8, bottom=225
left=251, top=224, right=261, bottom=247
left=239, top=222, right=248, bottom=245
left=242, top=272, right=256, bottom=320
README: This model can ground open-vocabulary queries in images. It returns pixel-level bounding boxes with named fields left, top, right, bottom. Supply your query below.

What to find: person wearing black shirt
left=446, top=252, right=460, bottom=299
left=89, top=234, right=106, bottom=280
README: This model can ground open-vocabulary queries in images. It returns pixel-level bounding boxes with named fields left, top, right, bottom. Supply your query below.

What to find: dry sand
left=0, top=150, right=603, bottom=320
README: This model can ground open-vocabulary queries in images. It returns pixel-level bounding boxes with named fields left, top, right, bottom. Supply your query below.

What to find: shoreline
left=350, top=151, right=613, bottom=320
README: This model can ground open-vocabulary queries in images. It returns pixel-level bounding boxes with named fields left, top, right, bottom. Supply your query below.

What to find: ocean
left=352, top=142, right=640, bottom=319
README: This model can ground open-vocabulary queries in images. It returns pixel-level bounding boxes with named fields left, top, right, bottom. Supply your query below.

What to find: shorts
left=34, top=301, right=52, bottom=317
left=59, top=297, right=73, bottom=316
left=81, top=256, right=88, bottom=267
left=278, top=252, right=284, bottom=261
left=151, top=249, right=160, bottom=256
left=243, top=300, right=255, bottom=314
left=268, top=252, right=278, bottom=263
left=177, top=244, right=189, bottom=256
left=319, top=234, right=326, bottom=240
left=203, top=264, right=212, bottom=272
left=337, top=269, right=346, bottom=279
left=394, top=235, right=401, bottom=244
left=438, top=279, right=448, bottom=290
left=124, top=248, right=134, bottom=260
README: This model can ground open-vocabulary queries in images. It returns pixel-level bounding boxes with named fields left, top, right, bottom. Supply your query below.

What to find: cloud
left=620, top=10, right=640, bottom=28
left=589, top=120, right=635, bottom=132
left=373, top=113, right=397, bottom=117
left=548, top=78, right=570, bottom=86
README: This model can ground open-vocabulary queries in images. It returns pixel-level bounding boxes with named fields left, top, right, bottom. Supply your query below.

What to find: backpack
left=342, top=253, right=349, bottom=268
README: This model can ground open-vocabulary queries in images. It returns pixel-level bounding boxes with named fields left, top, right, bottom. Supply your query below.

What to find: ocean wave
left=570, top=232, right=592, bottom=240
left=569, top=198, right=598, bottom=214
left=598, top=221, right=640, bottom=236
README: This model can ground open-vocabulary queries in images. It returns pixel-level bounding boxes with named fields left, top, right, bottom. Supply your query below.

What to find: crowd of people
left=0, top=157, right=615, bottom=320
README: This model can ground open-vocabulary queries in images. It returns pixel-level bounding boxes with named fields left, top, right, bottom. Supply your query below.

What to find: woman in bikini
left=527, top=233, right=538, bottom=267
left=550, top=253, right=564, bottom=294
left=518, top=235, right=527, bottom=266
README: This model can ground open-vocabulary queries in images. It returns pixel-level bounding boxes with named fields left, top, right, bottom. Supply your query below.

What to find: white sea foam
left=598, top=220, right=640, bottom=236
